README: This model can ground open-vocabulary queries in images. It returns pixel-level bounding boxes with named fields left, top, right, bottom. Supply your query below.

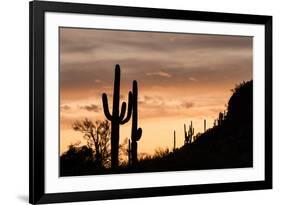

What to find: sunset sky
left=59, top=27, right=252, bottom=155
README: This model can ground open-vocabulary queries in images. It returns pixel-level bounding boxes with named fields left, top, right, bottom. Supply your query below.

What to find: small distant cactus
left=218, top=112, right=224, bottom=126
left=102, top=64, right=133, bottom=169
left=173, top=130, right=176, bottom=151
left=213, top=119, right=217, bottom=127
left=204, top=119, right=206, bottom=132
left=188, top=121, right=194, bottom=143
left=130, top=80, right=142, bottom=166
left=184, top=121, right=194, bottom=144
left=184, top=124, right=188, bottom=144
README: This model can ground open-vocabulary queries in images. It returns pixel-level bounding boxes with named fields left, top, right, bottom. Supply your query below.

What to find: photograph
left=59, top=27, right=253, bottom=176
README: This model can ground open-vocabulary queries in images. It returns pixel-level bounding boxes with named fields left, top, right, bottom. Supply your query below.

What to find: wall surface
left=0, top=0, right=279, bottom=204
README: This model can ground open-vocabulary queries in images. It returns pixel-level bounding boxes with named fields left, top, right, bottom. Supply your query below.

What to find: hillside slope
left=135, top=80, right=253, bottom=172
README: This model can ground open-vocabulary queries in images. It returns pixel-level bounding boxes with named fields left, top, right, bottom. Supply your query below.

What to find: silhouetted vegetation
left=60, top=144, right=97, bottom=176
left=131, top=80, right=253, bottom=173
left=60, top=65, right=253, bottom=176
left=60, top=119, right=128, bottom=176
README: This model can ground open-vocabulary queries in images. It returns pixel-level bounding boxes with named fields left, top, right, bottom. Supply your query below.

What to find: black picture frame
left=29, top=0, right=272, bottom=204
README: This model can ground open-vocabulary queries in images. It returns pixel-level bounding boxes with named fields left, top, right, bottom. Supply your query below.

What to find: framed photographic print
left=29, top=0, right=272, bottom=204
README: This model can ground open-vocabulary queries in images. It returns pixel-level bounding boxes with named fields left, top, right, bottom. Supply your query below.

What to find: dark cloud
left=60, top=41, right=98, bottom=53
left=79, top=104, right=100, bottom=112
left=60, top=28, right=252, bottom=55
left=181, top=102, right=194, bottom=109
left=139, top=96, right=165, bottom=106
left=144, top=96, right=153, bottom=101
left=60, top=58, right=252, bottom=92
left=60, top=104, right=71, bottom=111
left=59, top=27, right=252, bottom=101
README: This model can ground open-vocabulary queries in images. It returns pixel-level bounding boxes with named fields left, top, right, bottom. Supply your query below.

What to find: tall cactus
left=127, top=139, right=131, bottom=166
left=130, top=80, right=142, bottom=166
left=102, top=64, right=133, bottom=169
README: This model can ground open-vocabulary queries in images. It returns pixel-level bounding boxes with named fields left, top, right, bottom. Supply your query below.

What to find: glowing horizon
left=59, top=27, right=252, bottom=155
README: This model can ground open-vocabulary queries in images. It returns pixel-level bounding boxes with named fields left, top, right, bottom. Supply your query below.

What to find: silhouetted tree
left=73, top=119, right=111, bottom=168
left=102, top=64, right=133, bottom=169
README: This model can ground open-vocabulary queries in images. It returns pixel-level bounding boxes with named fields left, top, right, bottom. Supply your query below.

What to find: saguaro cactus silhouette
left=213, top=119, right=217, bottom=127
left=130, top=80, right=142, bottom=166
left=204, top=119, right=206, bottom=132
left=102, top=64, right=133, bottom=169
left=218, top=112, right=224, bottom=126
left=184, top=121, right=194, bottom=144
left=127, top=139, right=131, bottom=166
left=184, top=124, right=188, bottom=144
left=188, top=121, right=194, bottom=143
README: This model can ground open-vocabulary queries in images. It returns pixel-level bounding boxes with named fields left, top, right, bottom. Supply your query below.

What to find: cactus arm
left=135, top=128, right=142, bottom=141
left=120, top=91, right=133, bottom=125
left=119, top=102, right=127, bottom=120
left=102, top=93, right=113, bottom=121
